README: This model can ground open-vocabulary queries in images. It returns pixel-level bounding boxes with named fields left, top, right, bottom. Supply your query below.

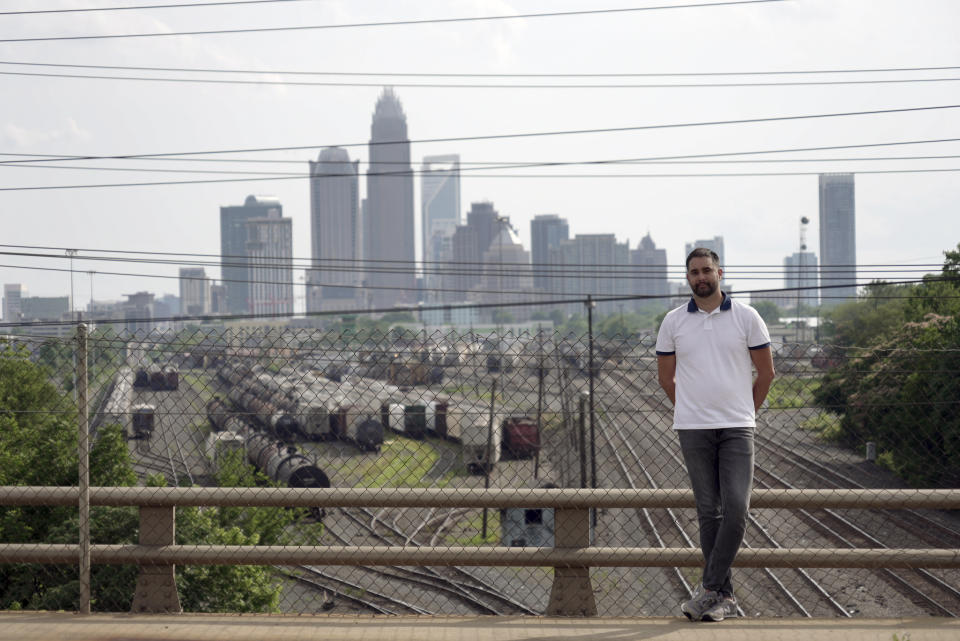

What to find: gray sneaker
left=702, top=595, right=739, bottom=622
left=680, top=585, right=722, bottom=621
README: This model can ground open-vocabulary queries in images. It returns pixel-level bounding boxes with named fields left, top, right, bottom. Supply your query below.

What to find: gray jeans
left=677, top=427, right=754, bottom=595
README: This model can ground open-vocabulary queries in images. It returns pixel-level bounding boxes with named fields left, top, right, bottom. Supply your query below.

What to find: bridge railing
left=1, top=486, right=958, bottom=615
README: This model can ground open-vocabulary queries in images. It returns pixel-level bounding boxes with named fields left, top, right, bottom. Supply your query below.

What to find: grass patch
left=354, top=437, right=440, bottom=488
left=801, top=411, right=843, bottom=440
left=767, top=375, right=821, bottom=409
left=445, top=509, right=501, bottom=545
left=181, top=370, right=215, bottom=405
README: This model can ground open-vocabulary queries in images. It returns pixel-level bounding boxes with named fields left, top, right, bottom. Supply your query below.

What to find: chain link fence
left=1, top=320, right=958, bottom=617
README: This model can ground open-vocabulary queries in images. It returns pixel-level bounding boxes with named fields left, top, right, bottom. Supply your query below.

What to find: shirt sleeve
left=655, top=311, right=676, bottom=355
left=746, top=307, right=772, bottom=350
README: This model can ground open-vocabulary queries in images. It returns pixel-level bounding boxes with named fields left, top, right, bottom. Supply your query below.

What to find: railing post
left=547, top=507, right=597, bottom=616
left=131, top=506, right=182, bottom=613
left=76, top=323, right=91, bottom=614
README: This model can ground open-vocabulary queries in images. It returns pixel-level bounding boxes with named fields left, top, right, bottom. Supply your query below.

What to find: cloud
left=1, top=117, right=92, bottom=148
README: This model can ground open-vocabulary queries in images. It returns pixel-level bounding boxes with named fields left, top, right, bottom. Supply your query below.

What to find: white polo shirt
left=655, top=293, right=770, bottom=429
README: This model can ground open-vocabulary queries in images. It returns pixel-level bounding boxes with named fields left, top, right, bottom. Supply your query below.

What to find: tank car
left=269, top=411, right=299, bottom=442
left=206, top=397, right=231, bottom=432
left=162, top=367, right=179, bottom=391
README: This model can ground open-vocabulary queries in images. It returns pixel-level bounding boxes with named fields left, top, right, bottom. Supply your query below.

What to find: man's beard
left=691, top=280, right=717, bottom=298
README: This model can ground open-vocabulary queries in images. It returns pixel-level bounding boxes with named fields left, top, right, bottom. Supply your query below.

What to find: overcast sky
left=2, top=0, right=959, bottom=312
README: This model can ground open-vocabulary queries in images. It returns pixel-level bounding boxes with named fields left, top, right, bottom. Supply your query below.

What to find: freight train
left=205, top=399, right=330, bottom=519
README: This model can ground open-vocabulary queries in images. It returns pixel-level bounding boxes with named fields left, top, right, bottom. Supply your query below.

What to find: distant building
left=421, top=155, right=461, bottom=301
left=20, top=295, right=69, bottom=321
left=123, top=291, right=155, bottom=336
left=245, top=210, right=294, bottom=317
left=2, top=284, right=23, bottom=322
left=419, top=302, right=480, bottom=327
left=449, top=202, right=502, bottom=300
left=685, top=236, right=725, bottom=284
left=308, top=147, right=361, bottom=312
left=469, top=219, right=535, bottom=321
left=784, top=251, right=819, bottom=309
left=631, top=233, right=669, bottom=311
left=366, top=88, right=415, bottom=308
left=530, top=214, right=569, bottom=294
left=179, top=268, right=211, bottom=316
left=220, top=195, right=284, bottom=314
left=819, top=173, right=856, bottom=305
left=555, top=234, right=631, bottom=315
left=210, top=283, right=228, bottom=315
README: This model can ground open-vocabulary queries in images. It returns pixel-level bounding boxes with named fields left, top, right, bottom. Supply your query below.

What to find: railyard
left=82, top=330, right=960, bottom=619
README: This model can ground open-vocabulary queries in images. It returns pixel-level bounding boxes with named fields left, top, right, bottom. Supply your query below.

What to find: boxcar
left=501, top=416, right=541, bottom=459
left=131, top=404, right=155, bottom=439
left=457, top=406, right=502, bottom=474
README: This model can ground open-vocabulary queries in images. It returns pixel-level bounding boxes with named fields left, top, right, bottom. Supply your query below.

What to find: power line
left=2, top=276, right=957, bottom=329
left=0, top=248, right=945, bottom=278
left=8, top=68, right=960, bottom=89
left=4, top=104, right=958, bottom=166
left=5, top=154, right=960, bottom=181
left=0, top=242, right=944, bottom=271
left=0, top=0, right=314, bottom=15
left=0, top=1, right=784, bottom=44
left=5, top=59, right=960, bottom=79
left=5, top=166, right=960, bottom=191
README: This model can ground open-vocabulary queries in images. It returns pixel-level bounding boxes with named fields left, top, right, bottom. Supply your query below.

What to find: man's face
left=686, top=256, right=722, bottom=298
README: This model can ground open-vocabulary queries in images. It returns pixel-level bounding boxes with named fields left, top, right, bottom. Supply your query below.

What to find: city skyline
left=1, top=1, right=957, bottom=309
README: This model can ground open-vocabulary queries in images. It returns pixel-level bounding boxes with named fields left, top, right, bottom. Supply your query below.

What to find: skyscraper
left=556, top=234, right=631, bottom=315
left=631, top=233, right=669, bottom=311
left=530, top=214, right=569, bottom=293
left=245, top=209, right=294, bottom=316
left=179, top=268, right=211, bottom=316
left=819, top=173, right=856, bottom=304
left=421, top=155, right=461, bottom=264
left=449, top=202, right=502, bottom=298
left=2, top=283, right=23, bottom=322
left=220, top=195, right=283, bottom=314
left=308, top=147, right=361, bottom=312
left=366, top=88, right=415, bottom=308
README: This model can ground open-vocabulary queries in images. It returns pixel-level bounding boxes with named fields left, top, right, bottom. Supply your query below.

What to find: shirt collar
left=687, top=291, right=731, bottom=313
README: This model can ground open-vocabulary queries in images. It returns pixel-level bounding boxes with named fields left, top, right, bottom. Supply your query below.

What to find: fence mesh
left=1, top=324, right=958, bottom=616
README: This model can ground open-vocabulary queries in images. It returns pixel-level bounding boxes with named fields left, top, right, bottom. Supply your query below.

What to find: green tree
left=750, top=301, right=782, bottom=326
left=812, top=244, right=960, bottom=486
left=0, top=344, right=315, bottom=611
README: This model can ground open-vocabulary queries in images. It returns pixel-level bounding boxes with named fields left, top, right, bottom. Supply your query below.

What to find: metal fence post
left=76, top=323, right=91, bottom=615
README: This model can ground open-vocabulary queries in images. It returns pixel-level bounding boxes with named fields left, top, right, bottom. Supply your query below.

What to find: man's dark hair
left=685, top=247, right=720, bottom=270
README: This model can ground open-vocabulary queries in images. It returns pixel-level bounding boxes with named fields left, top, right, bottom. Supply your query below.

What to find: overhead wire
left=2, top=276, right=958, bottom=330
left=7, top=68, right=960, bottom=89
left=5, top=154, right=960, bottom=182
left=0, top=242, right=944, bottom=271
left=0, top=0, right=314, bottom=15
left=4, top=105, right=959, bottom=167
left=0, top=1, right=785, bottom=44
left=4, top=59, right=960, bottom=79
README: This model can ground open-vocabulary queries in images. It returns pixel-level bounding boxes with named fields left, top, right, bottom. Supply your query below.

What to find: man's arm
left=749, top=346, right=776, bottom=411
left=657, top=354, right=676, bottom=405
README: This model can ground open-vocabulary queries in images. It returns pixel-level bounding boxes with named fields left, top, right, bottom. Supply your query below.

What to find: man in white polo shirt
left=655, top=247, right=775, bottom=622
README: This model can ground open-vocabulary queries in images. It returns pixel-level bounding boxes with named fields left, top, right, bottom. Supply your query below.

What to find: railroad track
left=600, top=367, right=960, bottom=617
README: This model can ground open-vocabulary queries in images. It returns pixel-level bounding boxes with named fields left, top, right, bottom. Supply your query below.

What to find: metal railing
left=1, top=486, right=958, bottom=615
